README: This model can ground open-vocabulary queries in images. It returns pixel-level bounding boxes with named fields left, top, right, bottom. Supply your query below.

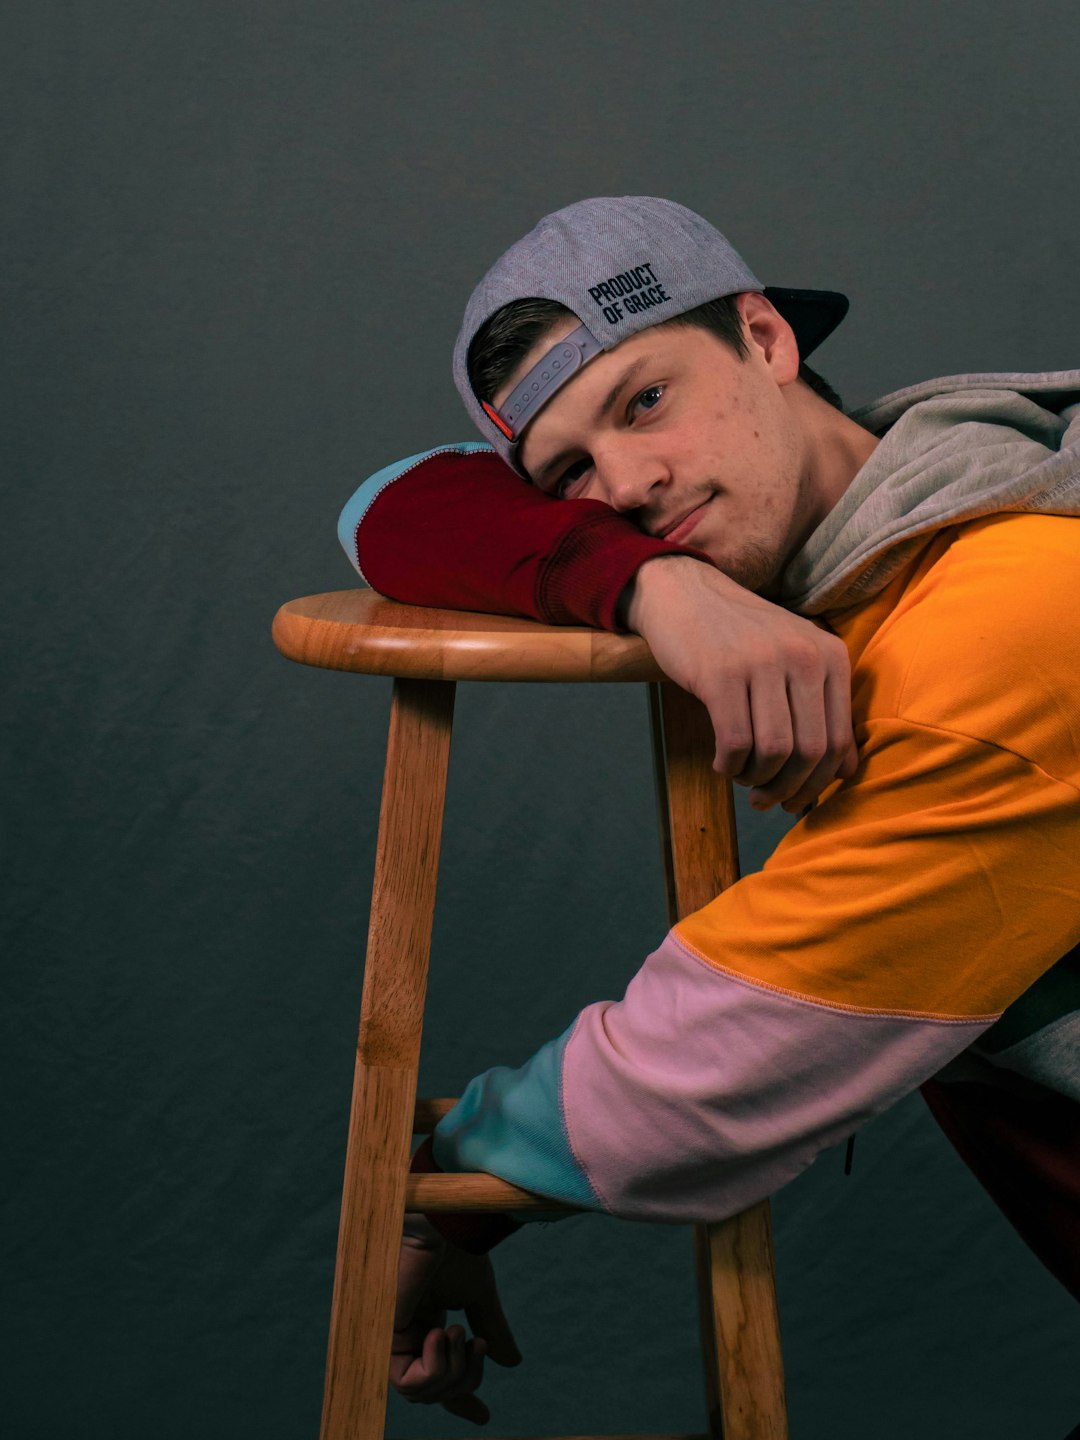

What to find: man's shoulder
left=873, top=513, right=1080, bottom=783
left=850, top=369, right=1080, bottom=434
left=912, top=510, right=1080, bottom=624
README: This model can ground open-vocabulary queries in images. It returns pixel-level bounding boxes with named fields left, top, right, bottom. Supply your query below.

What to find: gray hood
left=779, top=369, right=1080, bottom=617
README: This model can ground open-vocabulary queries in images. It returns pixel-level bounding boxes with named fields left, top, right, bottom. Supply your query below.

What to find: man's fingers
left=395, top=1328, right=463, bottom=1402
left=464, top=1282, right=522, bottom=1367
left=773, top=665, right=852, bottom=806
left=462, top=1309, right=521, bottom=1368
left=772, top=735, right=860, bottom=813
left=403, top=1329, right=475, bottom=1398
left=735, top=666, right=793, bottom=788
left=443, top=1391, right=490, bottom=1424
left=821, top=654, right=857, bottom=786
left=750, top=662, right=858, bottom=810
left=393, top=1327, right=491, bottom=1420
left=440, top=1334, right=487, bottom=1406
left=392, top=1328, right=443, bottom=1400
left=703, top=677, right=754, bottom=779
left=390, top=1243, right=516, bottom=1422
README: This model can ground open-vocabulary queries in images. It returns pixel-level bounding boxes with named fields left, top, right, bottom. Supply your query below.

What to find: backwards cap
left=452, top=195, right=849, bottom=475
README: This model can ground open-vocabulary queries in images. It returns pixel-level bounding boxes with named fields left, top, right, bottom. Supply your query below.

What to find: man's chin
left=712, top=544, right=781, bottom=595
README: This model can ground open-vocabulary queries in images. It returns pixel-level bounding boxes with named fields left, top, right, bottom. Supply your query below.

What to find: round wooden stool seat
left=272, top=588, right=665, bottom=682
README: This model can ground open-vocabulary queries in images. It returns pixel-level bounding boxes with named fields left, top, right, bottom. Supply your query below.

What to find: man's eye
left=630, top=384, right=665, bottom=418
left=554, top=459, right=591, bottom=497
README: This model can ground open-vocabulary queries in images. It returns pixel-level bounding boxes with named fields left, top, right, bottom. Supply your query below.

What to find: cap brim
left=763, top=288, right=849, bottom=360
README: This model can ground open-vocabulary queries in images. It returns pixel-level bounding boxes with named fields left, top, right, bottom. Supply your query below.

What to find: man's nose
left=593, top=445, right=670, bottom=512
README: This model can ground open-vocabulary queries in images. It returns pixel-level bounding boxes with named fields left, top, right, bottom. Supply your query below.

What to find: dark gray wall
left=5, top=3, right=1079, bottom=1436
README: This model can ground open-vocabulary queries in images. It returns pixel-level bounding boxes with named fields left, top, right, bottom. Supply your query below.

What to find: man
left=338, top=197, right=1080, bottom=1421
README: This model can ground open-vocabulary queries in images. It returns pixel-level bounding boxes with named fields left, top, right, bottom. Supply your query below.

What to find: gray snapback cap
left=452, top=195, right=849, bottom=474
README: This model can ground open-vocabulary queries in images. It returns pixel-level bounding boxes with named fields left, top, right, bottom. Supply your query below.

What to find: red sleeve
left=356, top=448, right=710, bottom=630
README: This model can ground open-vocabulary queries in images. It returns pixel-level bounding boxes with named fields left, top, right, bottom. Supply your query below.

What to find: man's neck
left=761, top=384, right=881, bottom=599
left=796, top=381, right=880, bottom=529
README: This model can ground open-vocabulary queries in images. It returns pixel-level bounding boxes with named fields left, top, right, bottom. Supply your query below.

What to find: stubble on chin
left=714, top=538, right=779, bottom=595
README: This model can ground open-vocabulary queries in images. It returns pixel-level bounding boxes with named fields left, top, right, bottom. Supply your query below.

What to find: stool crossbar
left=273, top=590, right=788, bottom=1440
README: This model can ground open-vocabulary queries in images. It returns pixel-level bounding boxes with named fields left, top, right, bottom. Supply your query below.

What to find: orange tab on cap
left=481, top=401, right=514, bottom=440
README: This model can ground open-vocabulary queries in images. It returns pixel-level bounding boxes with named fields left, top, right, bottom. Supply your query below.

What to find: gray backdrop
left=5, top=2, right=1079, bottom=1437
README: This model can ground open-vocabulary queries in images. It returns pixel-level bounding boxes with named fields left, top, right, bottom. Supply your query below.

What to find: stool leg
left=649, top=682, right=789, bottom=1440
left=320, top=677, right=456, bottom=1440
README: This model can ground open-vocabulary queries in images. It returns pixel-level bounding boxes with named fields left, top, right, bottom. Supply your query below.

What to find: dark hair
left=467, top=293, right=844, bottom=411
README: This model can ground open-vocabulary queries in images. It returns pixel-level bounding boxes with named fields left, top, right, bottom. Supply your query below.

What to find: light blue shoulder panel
left=337, top=442, right=493, bottom=581
left=431, top=1017, right=605, bottom=1224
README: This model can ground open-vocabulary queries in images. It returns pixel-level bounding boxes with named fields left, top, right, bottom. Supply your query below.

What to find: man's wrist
left=619, top=555, right=686, bottom=631
left=403, top=1211, right=447, bottom=1250
left=621, top=554, right=717, bottom=633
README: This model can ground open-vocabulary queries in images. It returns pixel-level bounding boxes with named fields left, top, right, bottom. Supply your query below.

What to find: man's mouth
left=657, top=498, right=712, bottom=543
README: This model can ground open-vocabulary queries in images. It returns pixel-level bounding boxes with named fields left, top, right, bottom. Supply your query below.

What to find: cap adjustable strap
left=482, top=323, right=603, bottom=443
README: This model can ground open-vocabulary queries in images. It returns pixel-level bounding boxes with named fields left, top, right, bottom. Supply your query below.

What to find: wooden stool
left=272, top=589, right=787, bottom=1440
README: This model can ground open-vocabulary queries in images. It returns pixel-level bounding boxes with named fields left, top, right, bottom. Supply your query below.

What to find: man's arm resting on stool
left=390, top=714, right=1080, bottom=1414
left=403, top=716, right=1080, bottom=1250
left=339, top=443, right=859, bottom=814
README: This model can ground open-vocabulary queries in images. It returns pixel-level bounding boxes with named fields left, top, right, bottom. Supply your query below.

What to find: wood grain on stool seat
left=273, top=589, right=665, bottom=683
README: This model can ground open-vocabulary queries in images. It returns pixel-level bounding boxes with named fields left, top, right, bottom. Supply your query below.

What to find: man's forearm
left=340, top=444, right=707, bottom=629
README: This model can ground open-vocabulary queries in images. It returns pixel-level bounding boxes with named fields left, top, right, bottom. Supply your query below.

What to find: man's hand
left=390, top=1212, right=522, bottom=1424
left=624, top=557, right=859, bottom=813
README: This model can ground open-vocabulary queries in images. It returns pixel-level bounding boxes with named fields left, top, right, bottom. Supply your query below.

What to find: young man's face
left=493, top=292, right=816, bottom=595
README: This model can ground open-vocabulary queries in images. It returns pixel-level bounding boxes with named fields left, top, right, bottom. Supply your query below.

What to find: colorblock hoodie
left=337, top=370, right=1080, bottom=1290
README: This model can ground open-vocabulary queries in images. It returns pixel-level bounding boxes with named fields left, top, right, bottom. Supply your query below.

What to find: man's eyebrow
left=531, top=354, right=655, bottom=489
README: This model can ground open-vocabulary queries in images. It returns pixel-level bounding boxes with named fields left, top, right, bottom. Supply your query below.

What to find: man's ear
left=736, top=291, right=801, bottom=386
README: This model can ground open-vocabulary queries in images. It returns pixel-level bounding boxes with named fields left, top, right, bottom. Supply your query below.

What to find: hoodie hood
left=779, top=369, right=1080, bottom=617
